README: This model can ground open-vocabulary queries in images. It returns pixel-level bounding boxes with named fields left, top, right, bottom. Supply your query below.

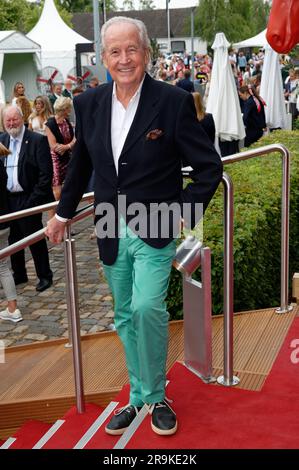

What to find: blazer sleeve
left=175, top=93, right=223, bottom=227
left=56, top=97, right=93, bottom=219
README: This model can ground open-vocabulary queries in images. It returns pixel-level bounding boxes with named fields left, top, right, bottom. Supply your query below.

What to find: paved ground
left=0, top=214, right=114, bottom=347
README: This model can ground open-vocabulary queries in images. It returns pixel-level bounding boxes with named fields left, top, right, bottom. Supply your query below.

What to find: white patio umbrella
left=260, top=44, right=288, bottom=129
left=206, top=32, right=245, bottom=153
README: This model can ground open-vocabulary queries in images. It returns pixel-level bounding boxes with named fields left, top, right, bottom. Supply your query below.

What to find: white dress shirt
left=7, top=125, right=25, bottom=192
left=111, top=76, right=144, bottom=174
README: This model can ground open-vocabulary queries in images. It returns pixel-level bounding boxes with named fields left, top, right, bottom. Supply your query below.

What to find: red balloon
left=266, top=0, right=299, bottom=53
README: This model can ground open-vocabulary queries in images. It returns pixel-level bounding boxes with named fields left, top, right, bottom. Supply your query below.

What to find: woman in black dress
left=239, top=85, right=266, bottom=147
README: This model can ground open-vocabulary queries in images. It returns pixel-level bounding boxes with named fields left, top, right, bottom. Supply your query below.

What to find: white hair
left=101, top=16, right=151, bottom=56
left=2, top=104, right=23, bottom=120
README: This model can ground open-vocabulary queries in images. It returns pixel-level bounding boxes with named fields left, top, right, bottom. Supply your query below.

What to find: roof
left=0, top=30, right=40, bottom=53
left=233, top=29, right=268, bottom=49
left=27, top=0, right=91, bottom=52
left=72, top=8, right=193, bottom=41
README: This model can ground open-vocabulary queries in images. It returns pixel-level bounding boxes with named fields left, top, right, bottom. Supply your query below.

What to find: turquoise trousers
left=103, top=219, right=176, bottom=406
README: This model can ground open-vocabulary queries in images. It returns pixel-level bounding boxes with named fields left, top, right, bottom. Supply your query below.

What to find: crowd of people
left=0, top=76, right=99, bottom=324
left=155, top=48, right=298, bottom=144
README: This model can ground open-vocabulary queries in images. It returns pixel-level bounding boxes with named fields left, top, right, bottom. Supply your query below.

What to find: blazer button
left=117, top=189, right=121, bottom=194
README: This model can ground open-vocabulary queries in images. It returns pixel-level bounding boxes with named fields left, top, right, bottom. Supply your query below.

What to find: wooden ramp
left=0, top=306, right=297, bottom=439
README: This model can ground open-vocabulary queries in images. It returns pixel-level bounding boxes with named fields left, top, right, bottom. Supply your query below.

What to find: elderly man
left=46, top=17, right=222, bottom=436
left=0, top=106, right=54, bottom=291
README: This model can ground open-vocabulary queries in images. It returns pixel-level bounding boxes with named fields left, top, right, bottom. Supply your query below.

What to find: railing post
left=276, top=145, right=293, bottom=314
left=217, top=172, right=239, bottom=387
left=64, top=225, right=85, bottom=413
left=64, top=237, right=73, bottom=348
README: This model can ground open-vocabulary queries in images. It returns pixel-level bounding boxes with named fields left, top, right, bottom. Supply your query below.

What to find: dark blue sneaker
left=148, top=399, right=177, bottom=435
left=105, top=404, right=141, bottom=435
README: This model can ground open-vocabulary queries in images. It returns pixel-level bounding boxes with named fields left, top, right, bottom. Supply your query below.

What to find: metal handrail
left=222, top=143, right=292, bottom=315
left=0, top=194, right=95, bottom=413
left=0, top=192, right=94, bottom=225
left=0, top=202, right=94, bottom=261
left=218, top=143, right=293, bottom=387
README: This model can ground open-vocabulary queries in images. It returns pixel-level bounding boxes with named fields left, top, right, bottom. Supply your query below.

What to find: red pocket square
left=146, top=129, right=165, bottom=140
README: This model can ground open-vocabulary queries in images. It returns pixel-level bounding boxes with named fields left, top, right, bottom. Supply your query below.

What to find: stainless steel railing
left=182, top=143, right=293, bottom=387
left=0, top=194, right=94, bottom=413
left=218, top=143, right=293, bottom=386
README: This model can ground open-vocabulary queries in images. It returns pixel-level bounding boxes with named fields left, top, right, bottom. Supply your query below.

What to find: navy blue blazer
left=57, top=73, right=222, bottom=265
left=0, top=128, right=54, bottom=210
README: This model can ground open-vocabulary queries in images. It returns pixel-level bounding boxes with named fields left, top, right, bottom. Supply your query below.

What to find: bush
left=167, top=130, right=299, bottom=319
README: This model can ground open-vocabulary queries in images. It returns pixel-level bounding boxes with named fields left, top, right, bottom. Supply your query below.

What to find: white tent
left=0, top=31, right=41, bottom=102
left=27, top=0, right=91, bottom=80
left=260, top=44, right=288, bottom=130
left=206, top=32, right=245, bottom=152
left=233, top=29, right=267, bottom=49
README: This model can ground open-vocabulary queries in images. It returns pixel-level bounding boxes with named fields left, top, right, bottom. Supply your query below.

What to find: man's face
left=102, top=23, right=149, bottom=90
left=55, top=85, right=62, bottom=95
left=65, top=81, right=72, bottom=91
left=3, top=109, right=24, bottom=138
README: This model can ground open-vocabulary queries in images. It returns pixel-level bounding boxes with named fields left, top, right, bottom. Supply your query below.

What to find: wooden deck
left=0, top=306, right=298, bottom=439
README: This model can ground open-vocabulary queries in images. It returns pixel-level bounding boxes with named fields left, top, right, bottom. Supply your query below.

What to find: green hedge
left=167, top=130, right=299, bottom=318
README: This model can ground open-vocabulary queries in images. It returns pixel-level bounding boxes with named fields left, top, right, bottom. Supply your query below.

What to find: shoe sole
left=151, top=422, right=178, bottom=436
left=0, top=316, right=23, bottom=323
left=105, top=426, right=127, bottom=435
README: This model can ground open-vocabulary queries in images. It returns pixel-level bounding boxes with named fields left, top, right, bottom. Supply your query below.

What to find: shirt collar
left=112, top=74, right=146, bottom=104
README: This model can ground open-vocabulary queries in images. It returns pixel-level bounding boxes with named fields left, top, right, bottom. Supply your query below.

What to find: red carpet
left=43, top=403, right=104, bottom=449
left=6, top=316, right=299, bottom=449
left=127, top=316, right=299, bottom=449
left=85, top=384, right=132, bottom=449
left=10, top=421, right=52, bottom=449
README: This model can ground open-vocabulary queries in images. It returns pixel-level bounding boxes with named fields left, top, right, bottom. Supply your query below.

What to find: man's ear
left=144, top=49, right=151, bottom=68
left=102, top=53, right=108, bottom=69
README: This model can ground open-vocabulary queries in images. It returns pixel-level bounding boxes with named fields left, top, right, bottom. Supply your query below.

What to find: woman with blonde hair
left=0, top=143, right=22, bottom=323
left=192, top=92, right=215, bottom=144
left=45, top=97, right=76, bottom=213
left=11, top=82, right=32, bottom=126
left=28, top=95, right=53, bottom=135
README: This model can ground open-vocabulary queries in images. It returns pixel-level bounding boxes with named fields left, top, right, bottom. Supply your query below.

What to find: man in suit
left=46, top=17, right=222, bottom=436
left=48, top=83, right=63, bottom=111
left=62, top=79, right=73, bottom=99
left=176, top=69, right=195, bottom=93
left=1, top=106, right=54, bottom=292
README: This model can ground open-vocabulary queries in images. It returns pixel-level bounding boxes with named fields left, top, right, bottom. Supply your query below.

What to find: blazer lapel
left=92, top=82, right=114, bottom=160
left=119, top=74, right=160, bottom=158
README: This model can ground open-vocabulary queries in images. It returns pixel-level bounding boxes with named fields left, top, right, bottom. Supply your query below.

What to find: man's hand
left=45, top=216, right=67, bottom=244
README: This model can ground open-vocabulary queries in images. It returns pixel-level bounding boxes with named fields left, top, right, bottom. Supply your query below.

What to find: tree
left=57, top=0, right=117, bottom=13
left=0, top=0, right=72, bottom=32
left=194, top=0, right=270, bottom=45
left=122, top=0, right=135, bottom=10
left=139, top=0, right=155, bottom=10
